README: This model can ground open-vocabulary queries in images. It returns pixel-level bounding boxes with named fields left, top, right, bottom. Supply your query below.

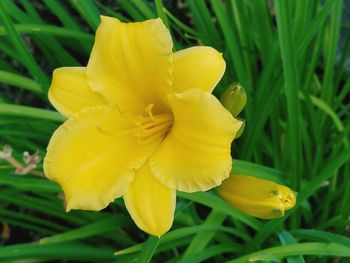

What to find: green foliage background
left=0, top=0, right=350, bottom=262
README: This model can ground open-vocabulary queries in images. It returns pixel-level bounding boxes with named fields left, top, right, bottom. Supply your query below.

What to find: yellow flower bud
left=217, top=175, right=296, bottom=219
left=220, top=83, right=247, bottom=117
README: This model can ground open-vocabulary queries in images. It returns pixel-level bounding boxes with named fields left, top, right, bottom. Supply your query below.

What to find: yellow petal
left=124, top=162, right=175, bottom=236
left=217, top=175, right=296, bottom=219
left=150, top=88, right=242, bottom=192
left=87, top=16, right=173, bottom=115
left=44, top=106, right=161, bottom=211
left=48, top=67, right=105, bottom=117
left=172, top=46, right=226, bottom=93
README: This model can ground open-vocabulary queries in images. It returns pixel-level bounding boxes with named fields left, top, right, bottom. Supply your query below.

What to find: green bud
left=235, top=118, right=245, bottom=139
left=220, top=83, right=247, bottom=117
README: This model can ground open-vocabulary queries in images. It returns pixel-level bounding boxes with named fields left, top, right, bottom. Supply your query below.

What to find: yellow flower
left=44, top=16, right=242, bottom=236
left=217, top=175, right=296, bottom=219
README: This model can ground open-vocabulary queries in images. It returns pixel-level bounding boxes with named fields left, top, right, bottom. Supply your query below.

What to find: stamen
left=136, top=103, right=173, bottom=144
left=145, top=103, right=155, bottom=121
left=137, top=120, right=173, bottom=138
left=99, top=103, right=173, bottom=144
left=137, top=129, right=170, bottom=144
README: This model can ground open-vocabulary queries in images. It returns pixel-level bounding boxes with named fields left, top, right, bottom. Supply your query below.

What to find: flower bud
left=217, top=175, right=296, bottom=219
left=235, top=118, right=245, bottom=139
left=220, top=83, right=247, bottom=117
left=0, top=144, right=12, bottom=158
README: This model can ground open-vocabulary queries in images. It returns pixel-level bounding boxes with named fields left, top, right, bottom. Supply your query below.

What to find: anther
left=145, top=103, right=155, bottom=121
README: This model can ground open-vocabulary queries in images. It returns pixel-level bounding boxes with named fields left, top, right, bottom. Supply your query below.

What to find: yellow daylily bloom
left=44, top=16, right=242, bottom=236
left=217, top=175, right=296, bottom=219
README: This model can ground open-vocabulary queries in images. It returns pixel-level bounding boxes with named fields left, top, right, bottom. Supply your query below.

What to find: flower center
left=134, top=104, right=173, bottom=144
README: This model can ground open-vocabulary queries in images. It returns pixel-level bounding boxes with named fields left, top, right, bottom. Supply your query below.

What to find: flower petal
left=48, top=67, right=105, bottom=117
left=44, top=106, right=161, bottom=211
left=150, top=88, right=242, bottom=192
left=172, top=46, right=226, bottom=93
left=124, top=162, right=175, bottom=236
left=87, top=16, right=173, bottom=114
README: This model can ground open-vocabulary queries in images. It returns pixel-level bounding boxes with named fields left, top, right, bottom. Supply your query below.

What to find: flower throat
left=134, top=103, right=173, bottom=144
